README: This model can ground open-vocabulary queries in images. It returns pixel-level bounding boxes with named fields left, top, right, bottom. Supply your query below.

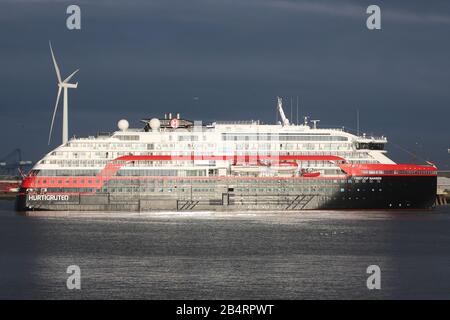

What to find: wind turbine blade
left=49, top=41, right=62, bottom=83
left=48, top=86, right=62, bottom=145
left=63, top=69, right=79, bottom=83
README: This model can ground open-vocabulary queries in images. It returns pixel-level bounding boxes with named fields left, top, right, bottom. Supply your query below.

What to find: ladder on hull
left=285, top=195, right=315, bottom=210
left=177, top=200, right=199, bottom=210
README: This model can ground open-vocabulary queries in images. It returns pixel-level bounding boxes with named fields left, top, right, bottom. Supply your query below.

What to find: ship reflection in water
left=1, top=200, right=450, bottom=299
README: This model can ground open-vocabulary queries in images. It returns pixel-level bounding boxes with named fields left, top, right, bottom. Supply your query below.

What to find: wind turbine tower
left=48, top=42, right=79, bottom=145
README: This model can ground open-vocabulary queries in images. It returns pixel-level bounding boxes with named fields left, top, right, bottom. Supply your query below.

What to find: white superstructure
left=33, top=110, right=392, bottom=179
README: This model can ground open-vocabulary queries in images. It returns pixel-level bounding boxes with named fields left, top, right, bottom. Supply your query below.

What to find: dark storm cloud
left=0, top=0, right=449, bottom=167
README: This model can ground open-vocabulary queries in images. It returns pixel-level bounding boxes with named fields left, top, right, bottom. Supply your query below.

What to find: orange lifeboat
left=300, top=168, right=320, bottom=177
left=302, top=172, right=320, bottom=177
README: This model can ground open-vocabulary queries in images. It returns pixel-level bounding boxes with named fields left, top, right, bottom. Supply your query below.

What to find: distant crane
left=0, top=149, right=33, bottom=178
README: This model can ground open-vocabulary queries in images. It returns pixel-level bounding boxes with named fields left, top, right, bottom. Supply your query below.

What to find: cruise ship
left=16, top=98, right=437, bottom=212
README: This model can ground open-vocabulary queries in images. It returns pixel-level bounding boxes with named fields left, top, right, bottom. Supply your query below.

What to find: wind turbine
left=48, top=41, right=79, bottom=145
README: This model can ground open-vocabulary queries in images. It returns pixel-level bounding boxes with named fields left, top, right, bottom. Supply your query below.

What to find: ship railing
left=355, top=135, right=387, bottom=142
left=214, top=120, right=261, bottom=125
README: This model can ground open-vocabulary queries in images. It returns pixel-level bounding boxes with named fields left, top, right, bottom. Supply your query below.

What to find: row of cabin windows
left=42, top=188, right=96, bottom=193
left=35, top=186, right=384, bottom=194
left=222, top=134, right=348, bottom=141
left=33, top=175, right=387, bottom=189
left=355, top=143, right=384, bottom=150
left=104, top=179, right=350, bottom=186
left=362, top=170, right=436, bottom=175
left=35, top=177, right=382, bottom=186
left=36, top=179, right=99, bottom=184
left=34, top=169, right=207, bottom=177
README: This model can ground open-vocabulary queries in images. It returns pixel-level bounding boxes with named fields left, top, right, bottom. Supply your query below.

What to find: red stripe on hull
left=20, top=154, right=438, bottom=190
left=21, top=175, right=350, bottom=189
left=339, top=163, right=437, bottom=176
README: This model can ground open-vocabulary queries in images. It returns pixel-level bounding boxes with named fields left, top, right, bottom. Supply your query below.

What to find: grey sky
left=0, top=0, right=449, bottom=168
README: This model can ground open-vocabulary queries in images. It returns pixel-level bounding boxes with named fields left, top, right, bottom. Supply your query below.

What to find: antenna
left=290, top=97, right=293, bottom=123
left=296, top=96, right=299, bottom=125
left=356, top=108, right=360, bottom=136
left=276, top=105, right=278, bottom=124
left=276, top=98, right=279, bottom=124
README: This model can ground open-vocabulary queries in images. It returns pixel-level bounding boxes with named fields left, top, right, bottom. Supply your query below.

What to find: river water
left=0, top=199, right=449, bottom=299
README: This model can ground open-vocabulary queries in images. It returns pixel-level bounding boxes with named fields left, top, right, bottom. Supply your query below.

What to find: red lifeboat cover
left=302, top=172, right=320, bottom=177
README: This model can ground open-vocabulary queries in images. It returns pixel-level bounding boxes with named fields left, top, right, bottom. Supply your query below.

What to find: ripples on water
left=0, top=199, right=449, bottom=299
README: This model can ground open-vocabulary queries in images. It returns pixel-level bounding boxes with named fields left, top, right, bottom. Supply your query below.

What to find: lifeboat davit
left=270, top=161, right=298, bottom=172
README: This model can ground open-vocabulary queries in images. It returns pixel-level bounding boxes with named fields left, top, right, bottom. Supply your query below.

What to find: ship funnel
left=311, top=120, right=320, bottom=129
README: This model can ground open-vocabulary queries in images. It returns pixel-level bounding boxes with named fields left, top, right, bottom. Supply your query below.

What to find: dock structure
left=436, top=171, right=450, bottom=206
left=0, top=149, right=32, bottom=177
left=0, top=149, right=32, bottom=198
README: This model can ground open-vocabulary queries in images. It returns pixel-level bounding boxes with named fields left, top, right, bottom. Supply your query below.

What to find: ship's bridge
left=354, top=134, right=387, bottom=150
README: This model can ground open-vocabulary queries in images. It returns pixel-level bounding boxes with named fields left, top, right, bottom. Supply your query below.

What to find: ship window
left=356, top=142, right=384, bottom=150
left=116, top=135, right=139, bottom=141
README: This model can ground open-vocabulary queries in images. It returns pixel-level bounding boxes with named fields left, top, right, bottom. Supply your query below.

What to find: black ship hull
left=320, top=175, right=436, bottom=209
left=16, top=175, right=437, bottom=212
